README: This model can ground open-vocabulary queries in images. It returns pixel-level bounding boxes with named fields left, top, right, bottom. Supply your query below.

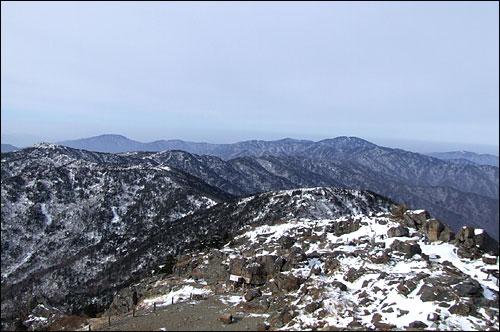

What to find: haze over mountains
left=425, top=151, right=499, bottom=167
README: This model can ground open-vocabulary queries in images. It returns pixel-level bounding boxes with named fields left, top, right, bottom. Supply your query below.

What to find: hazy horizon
left=2, top=132, right=499, bottom=156
left=2, top=2, right=499, bottom=155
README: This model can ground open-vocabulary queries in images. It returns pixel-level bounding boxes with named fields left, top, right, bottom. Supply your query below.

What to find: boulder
left=370, top=250, right=391, bottom=264
left=387, top=226, right=409, bottom=238
left=242, top=263, right=267, bottom=285
left=278, top=236, right=294, bottom=249
left=345, top=267, right=365, bottom=283
left=397, top=280, right=417, bottom=297
left=457, top=226, right=475, bottom=241
left=473, top=231, right=499, bottom=255
left=424, top=219, right=445, bottom=241
left=242, top=298, right=270, bottom=314
left=331, top=281, right=348, bottom=292
left=256, top=322, right=270, bottom=331
left=454, top=281, right=483, bottom=297
left=482, top=254, right=498, bottom=265
left=219, top=313, right=232, bottom=324
left=402, top=210, right=430, bottom=229
left=391, top=203, right=409, bottom=217
left=304, top=301, right=321, bottom=313
left=277, top=273, right=303, bottom=292
left=390, top=240, right=422, bottom=258
left=409, top=321, right=428, bottom=328
left=245, top=288, right=262, bottom=302
left=449, top=302, right=476, bottom=316
left=439, top=226, right=455, bottom=242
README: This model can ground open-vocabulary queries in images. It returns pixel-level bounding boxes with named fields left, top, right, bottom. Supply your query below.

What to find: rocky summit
left=25, top=196, right=499, bottom=331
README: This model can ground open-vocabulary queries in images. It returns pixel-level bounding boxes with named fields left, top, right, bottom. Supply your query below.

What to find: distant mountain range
left=425, top=151, right=499, bottom=167
left=3, top=134, right=498, bottom=167
left=53, top=134, right=498, bottom=166
left=1, top=144, right=19, bottom=153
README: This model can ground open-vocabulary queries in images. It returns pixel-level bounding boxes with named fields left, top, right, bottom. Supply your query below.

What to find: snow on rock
left=157, top=206, right=498, bottom=331
left=139, top=285, right=212, bottom=308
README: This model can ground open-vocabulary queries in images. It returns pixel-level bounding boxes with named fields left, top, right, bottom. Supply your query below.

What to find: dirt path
left=82, top=295, right=269, bottom=331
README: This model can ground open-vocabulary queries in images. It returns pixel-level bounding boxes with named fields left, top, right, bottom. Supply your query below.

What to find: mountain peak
left=33, top=142, right=59, bottom=149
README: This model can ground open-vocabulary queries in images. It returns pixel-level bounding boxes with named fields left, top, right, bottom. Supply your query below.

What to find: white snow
left=111, top=207, right=120, bottom=224
left=40, top=203, right=52, bottom=226
left=139, top=285, right=212, bottom=308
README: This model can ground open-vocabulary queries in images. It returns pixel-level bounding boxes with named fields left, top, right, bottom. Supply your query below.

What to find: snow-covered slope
left=0, top=144, right=232, bottom=330
left=101, top=202, right=499, bottom=331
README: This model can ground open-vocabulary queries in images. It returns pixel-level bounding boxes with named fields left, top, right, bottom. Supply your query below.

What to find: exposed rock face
left=424, top=219, right=445, bottom=241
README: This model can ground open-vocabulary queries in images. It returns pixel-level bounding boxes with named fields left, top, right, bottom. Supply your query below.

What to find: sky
left=1, top=1, right=499, bottom=154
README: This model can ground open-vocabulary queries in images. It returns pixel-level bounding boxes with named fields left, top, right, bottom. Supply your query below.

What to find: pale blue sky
left=1, top=1, right=499, bottom=154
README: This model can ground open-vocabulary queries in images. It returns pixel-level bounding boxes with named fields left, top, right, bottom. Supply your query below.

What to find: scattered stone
left=245, top=288, right=262, bottom=302
left=345, top=267, right=365, bottom=282
left=371, top=313, right=382, bottom=323
left=409, top=321, right=428, bottom=328
left=191, top=294, right=205, bottom=301
left=417, top=285, right=437, bottom=302
left=219, top=313, right=232, bottom=324
left=397, top=309, right=409, bottom=317
left=427, top=312, right=440, bottom=321
left=390, top=240, right=422, bottom=258
left=331, top=281, right=348, bottom=292
left=387, top=225, right=409, bottom=238
left=256, top=322, right=270, bottom=331
left=370, top=250, right=391, bottom=264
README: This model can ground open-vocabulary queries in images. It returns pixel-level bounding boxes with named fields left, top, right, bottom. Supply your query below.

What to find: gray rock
left=305, top=301, right=321, bottom=313
left=245, top=288, right=262, bottom=302
left=219, top=313, right=232, bottom=324
left=387, top=225, right=409, bottom=238
left=482, top=255, right=498, bottom=265
left=424, top=219, right=445, bottom=241
left=409, top=321, right=428, bottom=328
left=279, top=236, right=294, bottom=249
left=390, top=239, right=422, bottom=258
left=439, top=226, right=455, bottom=242
left=345, top=267, right=365, bottom=283
left=449, top=302, right=476, bottom=316
left=331, top=281, right=348, bottom=292
left=454, top=281, right=483, bottom=297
